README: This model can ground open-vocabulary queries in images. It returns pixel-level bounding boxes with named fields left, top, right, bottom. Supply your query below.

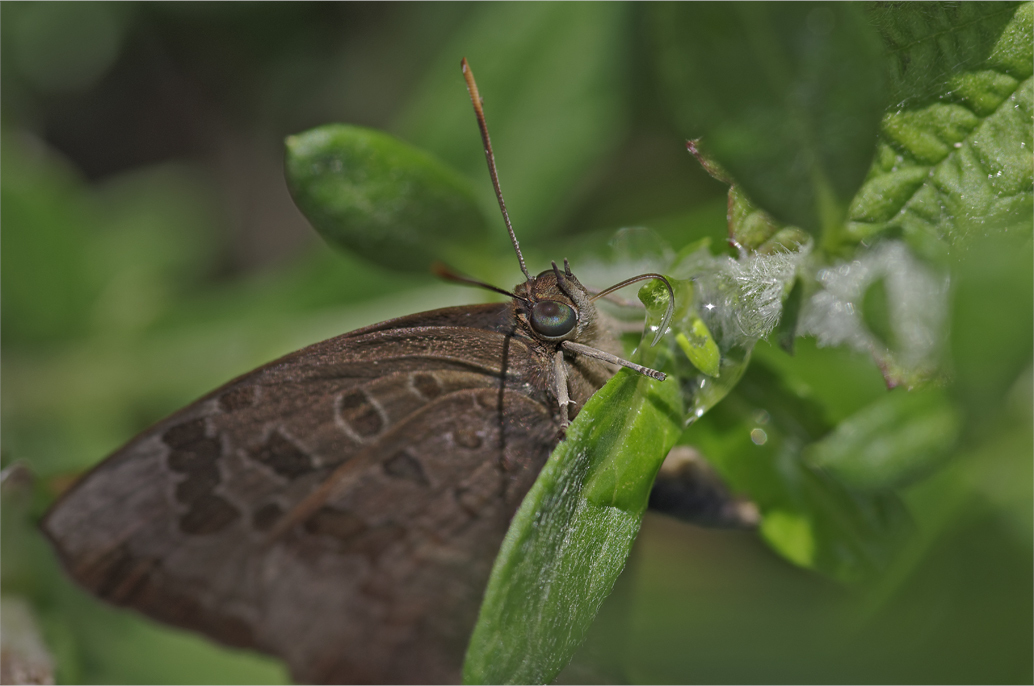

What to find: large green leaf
left=848, top=2, right=1033, bottom=249
left=651, top=3, right=885, bottom=240
left=462, top=369, right=683, bottom=685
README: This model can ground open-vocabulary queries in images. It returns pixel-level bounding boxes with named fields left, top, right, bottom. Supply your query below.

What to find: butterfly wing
left=42, top=304, right=564, bottom=683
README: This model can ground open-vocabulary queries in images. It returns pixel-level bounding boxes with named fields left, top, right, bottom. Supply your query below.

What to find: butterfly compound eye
left=530, top=301, right=577, bottom=338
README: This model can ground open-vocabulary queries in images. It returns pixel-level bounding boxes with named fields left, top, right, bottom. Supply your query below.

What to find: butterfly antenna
left=432, top=261, right=528, bottom=303
left=591, top=273, right=675, bottom=347
left=461, top=57, right=532, bottom=290
left=551, top=260, right=576, bottom=301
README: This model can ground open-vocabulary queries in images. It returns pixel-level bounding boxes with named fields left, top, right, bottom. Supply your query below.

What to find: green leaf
left=675, top=320, right=720, bottom=378
left=727, top=185, right=783, bottom=251
left=689, top=361, right=912, bottom=582
left=651, top=3, right=886, bottom=239
left=804, top=387, right=961, bottom=490
left=751, top=338, right=889, bottom=426
left=284, top=124, right=488, bottom=273
left=463, top=370, right=683, bottom=684
left=848, top=2, right=1033, bottom=249
left=867, top=2, right=1025, bottom=109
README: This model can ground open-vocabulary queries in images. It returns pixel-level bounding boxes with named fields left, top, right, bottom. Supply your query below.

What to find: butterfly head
left=513, top=260, right=599, bottom=345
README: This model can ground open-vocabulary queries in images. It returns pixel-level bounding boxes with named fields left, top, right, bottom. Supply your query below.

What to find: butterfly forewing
left=43, top=303, right=571, bottom=684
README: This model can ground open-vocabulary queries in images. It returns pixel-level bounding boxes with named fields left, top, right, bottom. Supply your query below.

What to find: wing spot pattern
left=248, top=430, right=315, bottom=479
left=179, top=494, right=241, bottom=535
left=453, top=430, right=483, bottom=450
left=474, top=389, right=501, bottom=412
left=411, top=373, right=442, bottom=400
left=163, top=419, right=225, bottom=509
left=162, top=419, right=209, bottom=450
left=383, top=450, right=430, bottom=486
left=303, top=508, right=405, bottom=560
left=337, top=390, right=385, bottom=438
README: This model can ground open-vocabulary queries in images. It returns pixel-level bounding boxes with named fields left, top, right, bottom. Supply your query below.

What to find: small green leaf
left=728, top=184, right=784, bottom=251
left=805, top=387, right=961, bottom=490
left=285, top=124, right=488, bottom=273
left=688, top=141, right=812, bottom=254
left=462, top=370, right=683, bottom=685
left=675, top=320, right=720, bottom=378
left=651, top=3, right=886, bottom=239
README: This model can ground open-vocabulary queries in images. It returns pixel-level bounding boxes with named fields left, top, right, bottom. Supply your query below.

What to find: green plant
left=2, top=3, right=1030, bottom=684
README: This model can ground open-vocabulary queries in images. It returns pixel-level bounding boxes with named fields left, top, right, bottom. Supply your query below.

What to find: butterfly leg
left=553, top=350, right=572, bottom=431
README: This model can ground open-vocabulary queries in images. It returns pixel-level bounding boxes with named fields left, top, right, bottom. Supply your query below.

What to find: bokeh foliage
left=2, top=3, right=1031, bottom=684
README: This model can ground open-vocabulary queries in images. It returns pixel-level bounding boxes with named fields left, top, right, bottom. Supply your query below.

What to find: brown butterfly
left=41, top=59, right=749, bottom=684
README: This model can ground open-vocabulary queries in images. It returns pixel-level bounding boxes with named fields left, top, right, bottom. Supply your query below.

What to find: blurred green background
left=2, top=3, right=1030, bottom=684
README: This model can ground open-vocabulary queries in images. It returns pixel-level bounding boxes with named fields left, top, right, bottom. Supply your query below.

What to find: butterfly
left=41, top=58, right=746, bottom=684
